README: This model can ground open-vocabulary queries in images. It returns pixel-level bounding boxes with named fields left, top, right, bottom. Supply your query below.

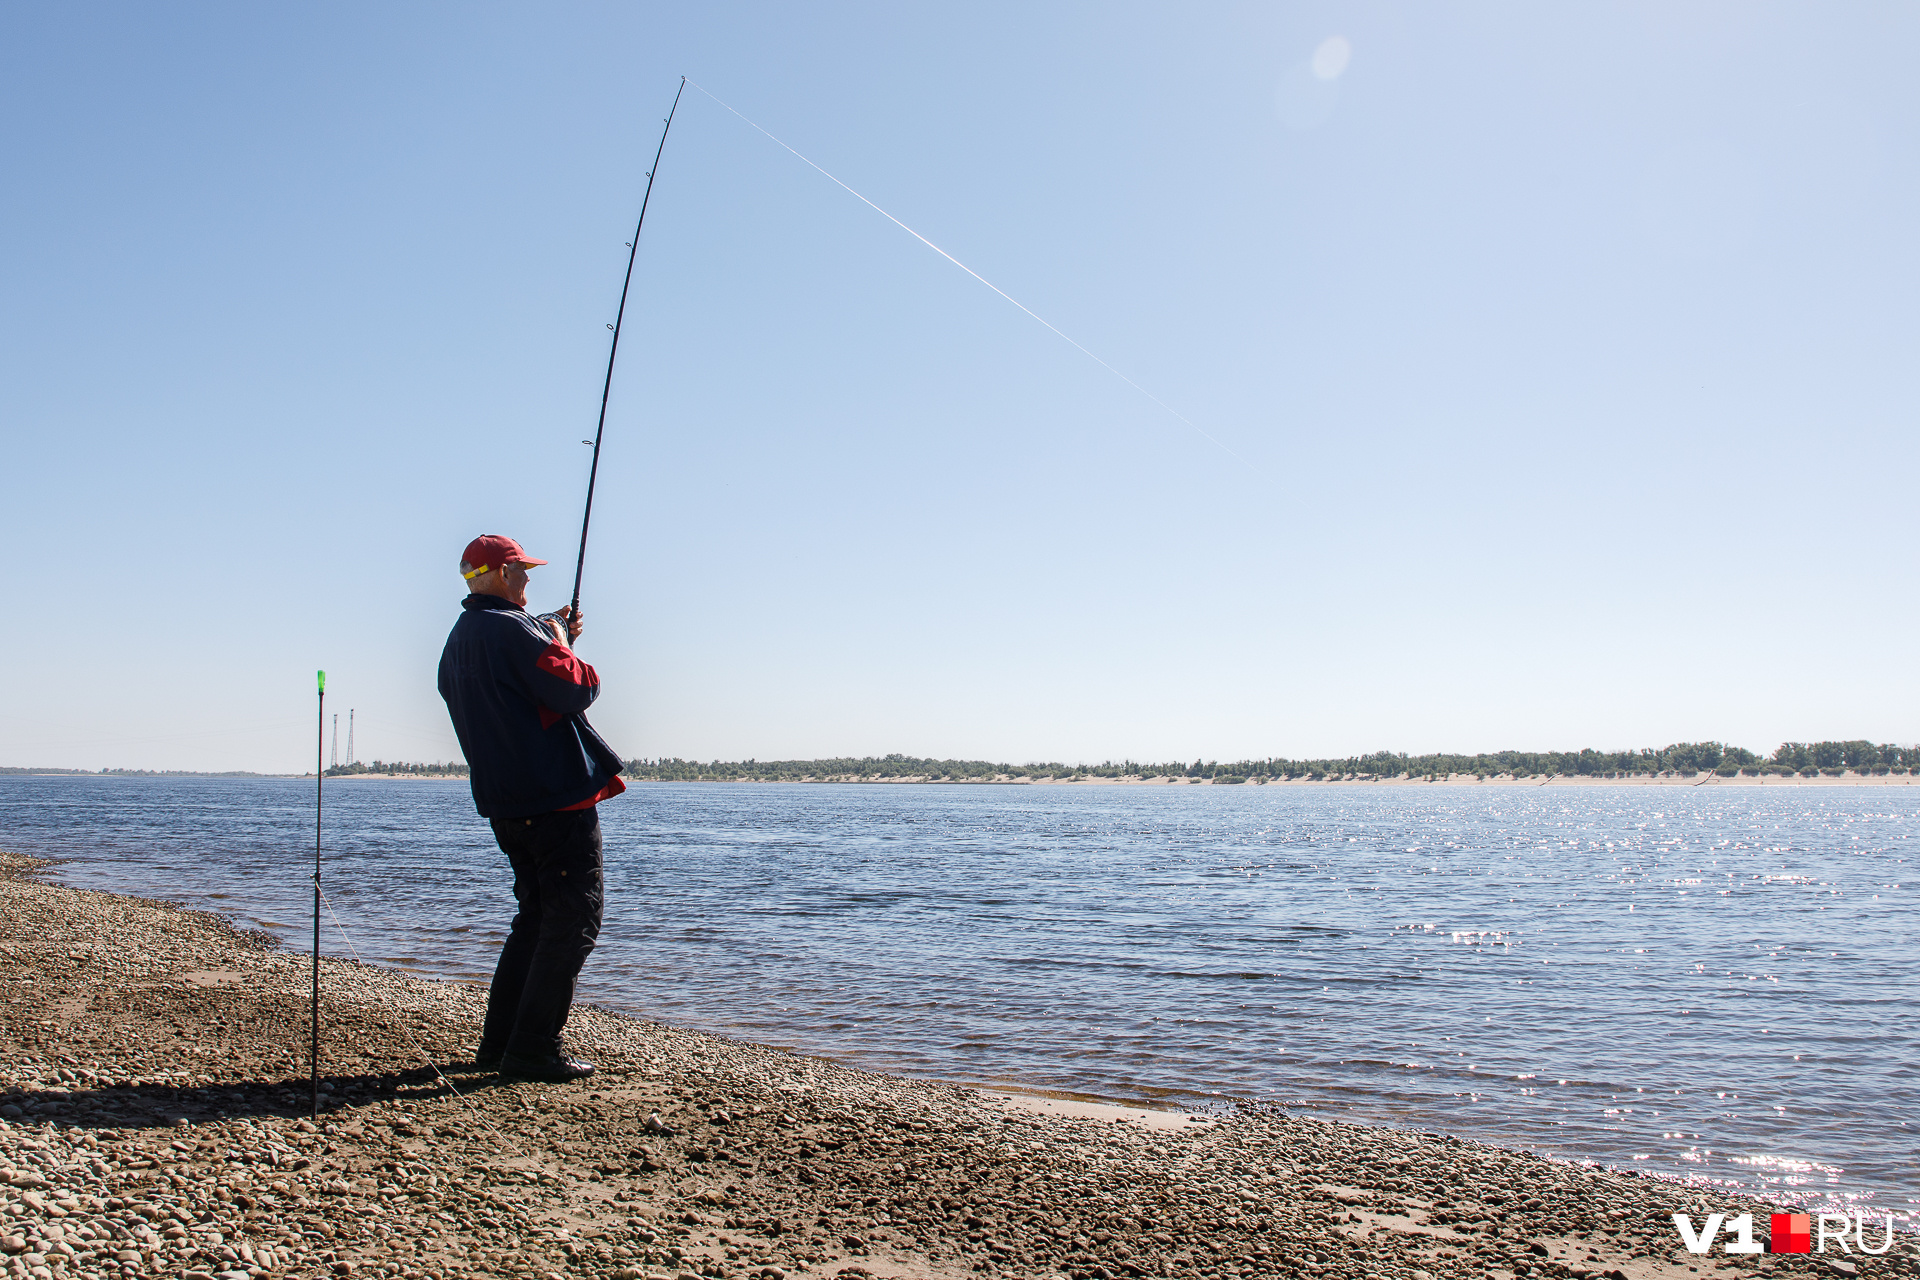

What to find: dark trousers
left=479, top=806, right=604, bottom=1061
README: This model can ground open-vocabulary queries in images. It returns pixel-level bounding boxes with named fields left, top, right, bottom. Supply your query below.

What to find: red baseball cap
left=459, top=534, right=548, bottom=580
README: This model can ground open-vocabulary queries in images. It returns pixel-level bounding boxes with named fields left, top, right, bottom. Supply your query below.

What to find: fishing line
left=314, top=882, right=698, bottom=1214
left=308, top=888, right=554, bottom=1237
left=301, top=676, right=507, bottom=1140
left=314, top=881, right=516, bottom=1148
left=684, top=78, right=1247, bottom=465
left=313, top=885, right=675, bottom=1226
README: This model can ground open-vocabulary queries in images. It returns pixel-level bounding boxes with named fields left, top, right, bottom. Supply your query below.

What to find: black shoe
left=497, top=1052, right=596, bottom=1083
left=471, top=1050, right=503, bottom=1073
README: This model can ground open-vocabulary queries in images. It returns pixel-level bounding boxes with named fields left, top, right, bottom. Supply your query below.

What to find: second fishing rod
left=540, top=77, right=686, bottom=644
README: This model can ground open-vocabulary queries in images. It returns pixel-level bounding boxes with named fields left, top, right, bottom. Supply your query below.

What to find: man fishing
left=438, top=533, right=626, bottom=1084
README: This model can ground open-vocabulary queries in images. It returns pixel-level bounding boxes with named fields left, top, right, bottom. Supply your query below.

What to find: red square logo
left=1770, top=1213, right=1811, bottom=1253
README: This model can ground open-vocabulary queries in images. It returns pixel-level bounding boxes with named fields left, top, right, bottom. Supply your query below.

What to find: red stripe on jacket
left=536, top=643, right=598, bottom=687
left=557, top=775, right=627, bottom=810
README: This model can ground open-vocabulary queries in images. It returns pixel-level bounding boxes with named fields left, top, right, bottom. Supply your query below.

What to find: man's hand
left=545, top=606, right=584, bottom=646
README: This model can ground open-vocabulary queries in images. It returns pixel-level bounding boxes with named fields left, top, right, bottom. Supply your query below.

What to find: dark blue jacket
left=438, top=594, right=625, bottom=819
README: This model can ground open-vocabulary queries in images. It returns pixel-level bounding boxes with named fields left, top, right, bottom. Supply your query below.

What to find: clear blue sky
left=4, top=3, right=1916, bottom=773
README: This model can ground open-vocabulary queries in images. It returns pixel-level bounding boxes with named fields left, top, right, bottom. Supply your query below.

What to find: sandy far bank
left=316, top=774, right=470, bottom=782
left=638, top=772, right=1918, bottom=788
left=1, top=851, right=1896, bottom=1280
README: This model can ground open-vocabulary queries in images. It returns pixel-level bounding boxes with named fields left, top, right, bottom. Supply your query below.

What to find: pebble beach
left=1, top=849, right=1907, bottom=1280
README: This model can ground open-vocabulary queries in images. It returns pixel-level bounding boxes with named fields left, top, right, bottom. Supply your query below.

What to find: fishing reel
left=534, top=609, right=581, bottom=648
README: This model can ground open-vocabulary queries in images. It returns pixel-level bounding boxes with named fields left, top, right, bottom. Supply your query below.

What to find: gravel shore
left=1, top=850, right=1905, bottom=1280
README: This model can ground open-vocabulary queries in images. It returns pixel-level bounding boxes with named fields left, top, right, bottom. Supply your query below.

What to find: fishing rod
left=312, top=669, right=325, bottom=1120
left=551, top=77, right=686, bottom=645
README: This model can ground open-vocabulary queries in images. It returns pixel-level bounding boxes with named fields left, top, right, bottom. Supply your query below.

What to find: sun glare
left=1313, top=35, right=1352, bottom=80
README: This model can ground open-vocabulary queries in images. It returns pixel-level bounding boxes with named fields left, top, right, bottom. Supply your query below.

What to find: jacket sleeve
left=496, top=617, right=601, bottom=721
left=529, top=640, right=601, bottom=716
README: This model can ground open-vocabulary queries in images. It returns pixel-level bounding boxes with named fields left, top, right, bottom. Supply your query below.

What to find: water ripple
left=2, top=776, right=1915, bottom=1214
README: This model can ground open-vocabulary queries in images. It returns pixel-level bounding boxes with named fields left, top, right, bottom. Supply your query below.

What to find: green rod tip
left=317, top=670, right=327, bottom=692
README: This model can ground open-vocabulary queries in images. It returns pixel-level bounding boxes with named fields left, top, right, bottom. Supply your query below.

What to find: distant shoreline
left=7, top=771, right=1914, bottom=787
left=0, top=772, right=471, bottom=781
left=16, top=739, right=1912, bottom=787
left=624, top=771, right=1916, bottom=787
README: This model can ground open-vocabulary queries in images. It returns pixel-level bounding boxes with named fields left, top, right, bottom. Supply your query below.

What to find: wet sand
left=1, top=850, right=1904, bottom=1280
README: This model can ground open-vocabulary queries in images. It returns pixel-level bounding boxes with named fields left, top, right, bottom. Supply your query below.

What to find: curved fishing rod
left=561, top=77, right=686, bottom=643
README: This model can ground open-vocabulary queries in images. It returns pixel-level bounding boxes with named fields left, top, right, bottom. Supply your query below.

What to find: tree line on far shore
left=622, top=741, right=1918, bottom=783
left=323, top=761, right=469, bottom=777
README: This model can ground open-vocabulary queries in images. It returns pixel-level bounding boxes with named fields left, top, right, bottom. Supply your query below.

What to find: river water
left=2, top=775, right=1914, bottom=1216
